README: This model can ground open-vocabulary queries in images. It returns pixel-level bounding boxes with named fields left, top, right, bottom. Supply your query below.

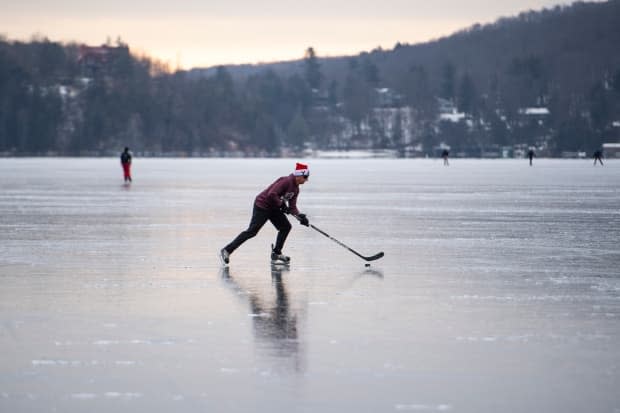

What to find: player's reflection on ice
left=220, top=264, right=302, bottom=372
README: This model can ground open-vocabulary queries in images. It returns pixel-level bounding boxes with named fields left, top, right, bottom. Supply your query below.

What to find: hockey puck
left=365, top=263, right=370, bottom=267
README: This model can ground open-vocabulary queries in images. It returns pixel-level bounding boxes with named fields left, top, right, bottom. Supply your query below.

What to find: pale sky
left=1, top=0, right=581, bottom=70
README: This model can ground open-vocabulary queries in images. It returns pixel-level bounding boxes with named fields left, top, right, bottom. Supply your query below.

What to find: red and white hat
left=293, top=162, right=310, bottom=177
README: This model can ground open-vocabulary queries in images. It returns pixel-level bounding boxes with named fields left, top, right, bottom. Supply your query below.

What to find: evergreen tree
left=304, top=47, right=322, bottom=90
left=287, top=108, right=310, bottom=150
left=440, top=62, right=456, bottom=101
left=457, top=73, right=477, bottom=114
left=343, top=70, right=373, bottom=135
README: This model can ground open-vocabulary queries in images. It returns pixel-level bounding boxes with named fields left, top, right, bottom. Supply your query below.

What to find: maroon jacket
left=255, top=174, right=301, bottom=215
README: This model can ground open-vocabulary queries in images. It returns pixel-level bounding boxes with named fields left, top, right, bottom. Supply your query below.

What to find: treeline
left=0, top=39, right=326, bottom=155
left=1, top=0, right=620, bottom=156
left=377, top=0, right=620, bottom=153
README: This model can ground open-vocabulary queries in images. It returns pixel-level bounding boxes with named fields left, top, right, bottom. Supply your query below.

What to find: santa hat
left=293, top=162, right=310, bottom=177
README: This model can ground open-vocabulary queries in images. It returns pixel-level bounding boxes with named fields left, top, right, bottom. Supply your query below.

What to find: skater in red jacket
left=120, top=147, right=132, bottom=182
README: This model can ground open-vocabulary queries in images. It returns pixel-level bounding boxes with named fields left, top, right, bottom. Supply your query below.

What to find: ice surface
left=1, top=158, right=619, bottom=412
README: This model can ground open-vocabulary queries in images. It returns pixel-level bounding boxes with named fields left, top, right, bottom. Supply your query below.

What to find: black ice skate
left=219, top=248, right=230, bottom=266
left=270, top=244, right=290, bottom=265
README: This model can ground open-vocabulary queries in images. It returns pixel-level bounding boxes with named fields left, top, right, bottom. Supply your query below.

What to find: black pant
left=225, top=204, right=292, bottom=254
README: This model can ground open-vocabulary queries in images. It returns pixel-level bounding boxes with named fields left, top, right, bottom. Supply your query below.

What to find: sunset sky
left=1, top=0, right=583, bottom=70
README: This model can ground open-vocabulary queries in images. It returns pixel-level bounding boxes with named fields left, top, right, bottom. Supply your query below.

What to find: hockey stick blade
left=363, top=252, right=384, bottom=261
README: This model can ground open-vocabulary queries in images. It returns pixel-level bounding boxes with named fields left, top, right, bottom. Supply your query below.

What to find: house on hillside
left=372, top=106, right=414, bottom=147
left=374, top=88, right=402, bottom=108
left=78, top=44, right=129, bottom=74
left=437, top=98, right=466, bottom=123
left=517, top=107, right=550, bottom=126
left=602, top=143, right=620, bottom=158
left=311, top=88, right=329, bottom=110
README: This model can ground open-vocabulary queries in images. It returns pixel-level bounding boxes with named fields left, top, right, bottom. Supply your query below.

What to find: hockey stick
left=292, top=214, right=384, bottom=262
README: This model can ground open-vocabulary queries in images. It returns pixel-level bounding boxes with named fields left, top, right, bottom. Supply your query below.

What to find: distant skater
left=441, top=149, right=450, bottom=166
left=120, top=147, right=133, bottom=182
left=593, top=149, right=604, bottom=166
left=527, top=148, right=536, bottom=166
left=219, top=163, right=311, bottom=266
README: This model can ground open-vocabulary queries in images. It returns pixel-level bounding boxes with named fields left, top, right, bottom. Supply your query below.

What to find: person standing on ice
left=441, top=149, right=450, bottom=166
left=527, top=148, right=536, bottom=166
left=120, top=147, right=133, bottom=182
left=593, top=149, right=604, bottom=166
left=219, top=163, right=310, bottom=265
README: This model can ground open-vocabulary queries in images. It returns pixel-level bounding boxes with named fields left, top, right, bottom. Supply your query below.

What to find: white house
left=602, top=143, right=620, bottom=158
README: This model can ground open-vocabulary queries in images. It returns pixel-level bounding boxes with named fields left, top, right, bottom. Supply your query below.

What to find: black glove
left=298, top=213, right=309, bottom=227
left=280, top=202, right=290, bottom=214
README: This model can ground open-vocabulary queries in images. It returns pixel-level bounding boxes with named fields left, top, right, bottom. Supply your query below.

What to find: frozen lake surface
left=1, top=158, right=619, bottom=412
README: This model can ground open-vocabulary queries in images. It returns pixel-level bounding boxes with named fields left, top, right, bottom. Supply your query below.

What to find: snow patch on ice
left=114, top=361, right=136, bottom=366
left=70, top=393, right=97, bottom=400
left=455, top=336, right=498, bottom=343
left=54, top=340, right=76, bottom=346
left=32, top=359, right=136, bottom=367
left=450, top=294, right=620, bottom=302
left=93, top=340, right=120, bottom=345
left=220, top=367, right=239, bottom=374
left=90, top=338, right=182, bottom=346
left=395, top=403, right=452, bottom=411
left=248, top=312, right=270, bottom=318
left=104, top=392, right=142, bottom=399
left=32, top=360, right=84, bottom=366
